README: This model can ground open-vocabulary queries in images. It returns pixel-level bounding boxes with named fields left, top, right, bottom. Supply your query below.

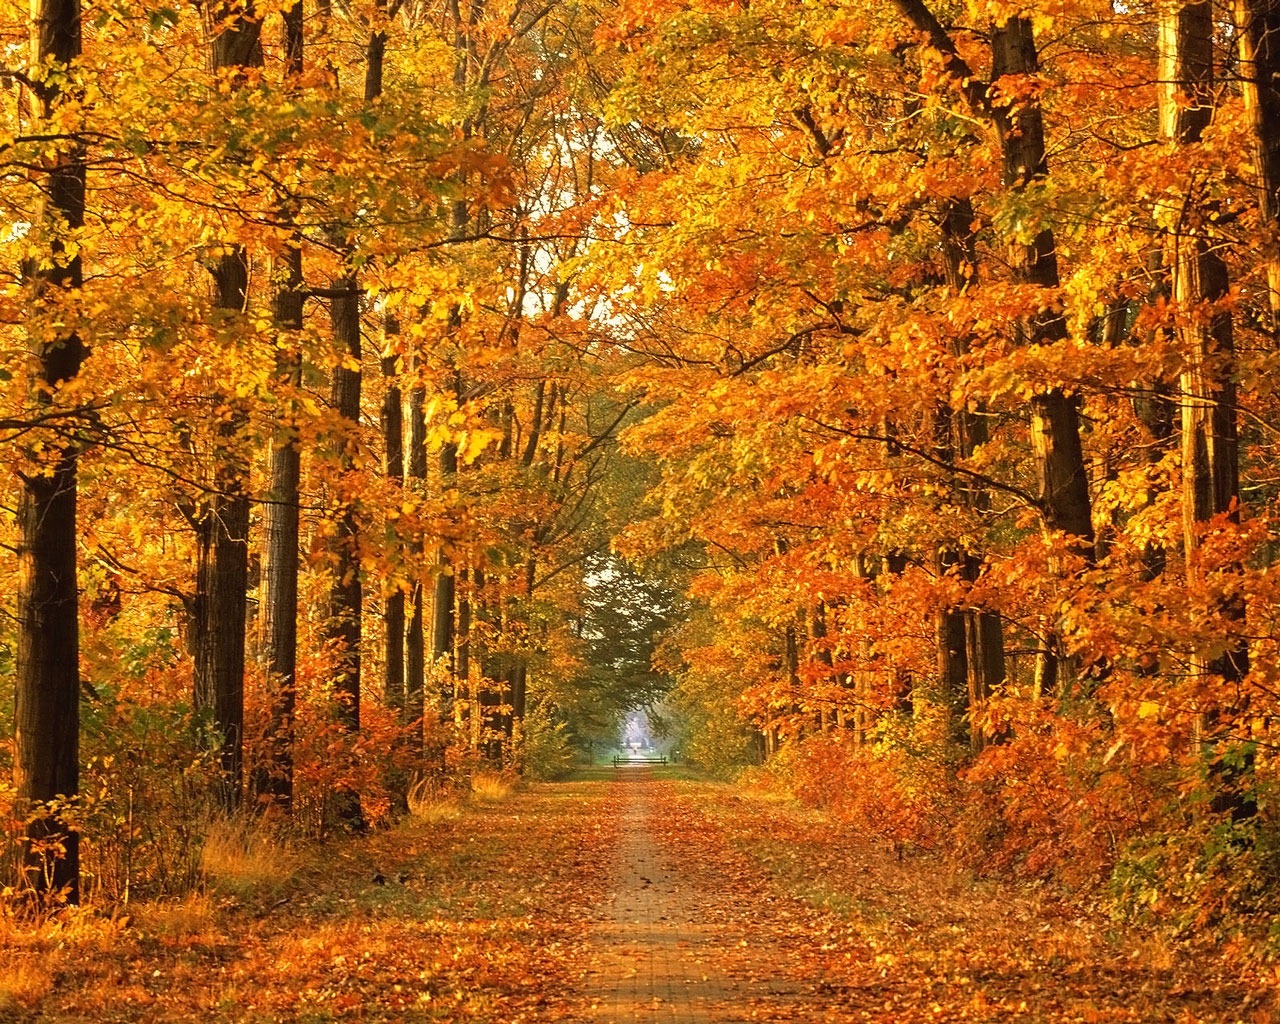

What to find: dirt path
left=4, top=771, right=1273, bottom=1023
left=575, top=769, right=814, bottom=1023
left=570, top=770, right=1276, bottom=1024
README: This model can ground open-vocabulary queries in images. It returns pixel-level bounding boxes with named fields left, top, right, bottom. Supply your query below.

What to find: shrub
left=516, top=700, right=577, bottom=780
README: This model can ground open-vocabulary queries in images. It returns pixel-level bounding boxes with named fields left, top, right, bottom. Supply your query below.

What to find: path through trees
left=0, top=771, right=1268, bottom=1021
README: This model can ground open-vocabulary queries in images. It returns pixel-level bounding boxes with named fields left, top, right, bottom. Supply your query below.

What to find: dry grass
left=469, top=772, right=515, bottom=803
left=201, top=817, right=299, bottom=894
left=131, top=893, right=218, bottom=944
left=407, top=776, right=464, bottom=822
left=0, top=904, right=128, bottom=951
left=0, top=960, right=53, bottom=1016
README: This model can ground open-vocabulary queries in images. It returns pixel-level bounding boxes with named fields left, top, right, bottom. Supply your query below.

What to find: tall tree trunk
left=889, top=1, right=1091, bottom=691
left=193, top=0, right=263, bottom=813
left=363, top=6, right=405, bottom=721
left=255, top=0, right=304, bottom=814
left=456, top=566, right=472, bottom=737
left=1160, top=0, right=1252, bottom=818
left=990, top=18, right=1093, bottom=551
left=990, top=17, right=1093, bottom=693
left=381, top=327, right=406, bottom=714
left=431, top=437, right=460, bottom=708
left=430, top=0, right=480, bottom=732
left=15, top=0, right=86, bottom=900
left=327, top=276, right=364, bottom=828
left=1234, top=0, right=1280, bottom=326
left=406, top=383, right=427, bottom=749
left=936, top=196, right=1005, bottom=747
left=1135, top=249, right=1177, bottom=586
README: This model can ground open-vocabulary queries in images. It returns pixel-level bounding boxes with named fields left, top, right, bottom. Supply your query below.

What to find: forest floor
left=0, top=768, right=1275, bottom=1023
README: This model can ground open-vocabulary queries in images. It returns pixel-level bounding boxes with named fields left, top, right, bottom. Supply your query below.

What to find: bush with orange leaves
left=770, top=732, right=957, bottom=855
left=955, top=694, right=1172, bottom=886
left=243, top=641, right=423, bottom=839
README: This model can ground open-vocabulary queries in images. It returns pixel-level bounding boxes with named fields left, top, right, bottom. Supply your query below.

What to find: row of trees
left=3, top=0, right=672, bottom=902
left=617, top=0, right=1280, bottom=891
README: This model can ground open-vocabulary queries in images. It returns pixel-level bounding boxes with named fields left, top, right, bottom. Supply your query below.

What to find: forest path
left=567, top=771, right=1275, bottom=1024
left=574, top=768, right=803, bottom=1022
left=1, top=771, right=1272, bottom=1023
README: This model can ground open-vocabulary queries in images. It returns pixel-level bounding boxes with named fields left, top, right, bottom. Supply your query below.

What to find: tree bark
left=406, top=384, right=427, bottom=750
left=327, top=277, right=364, bottom=828
left=1160, top=0, right=1252, bottom=818
left=193, top=0, right=263, bottom=813
left=889, top=1, right=1091, bottom=693
left=989, top=18, right=1093, bottom=554
left=432, top=439, right=459, bottom=720
left=254, top=0, right=304, bottom=814
left=940, top=197, right=1006, bottom=746
left=14, top=0, right=86, bottom=903
left=1234, top=0, right=1280, bottom=326
left=381, top=329, right=405, bottom=714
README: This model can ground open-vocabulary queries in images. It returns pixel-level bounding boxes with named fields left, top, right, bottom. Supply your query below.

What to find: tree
left=191, top=0, right=264, bottom=812
left=1235, top=0, right=1280, bottom=326
left=255, top=0, right=306, bottom=814
left=14, top=0, right=88, bottom=901
left=1159, top=0, right=1251, bottom=817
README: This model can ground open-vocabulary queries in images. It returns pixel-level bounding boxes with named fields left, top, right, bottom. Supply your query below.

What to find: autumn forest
left=4, top=0, right=1280, bottom=1008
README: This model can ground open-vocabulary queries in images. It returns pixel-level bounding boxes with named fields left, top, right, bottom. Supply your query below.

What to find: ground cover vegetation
left=5, top=0, right=1280, bottom=980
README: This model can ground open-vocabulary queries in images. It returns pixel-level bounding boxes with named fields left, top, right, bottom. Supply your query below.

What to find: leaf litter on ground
left=2, top=773, right=1275, bottom=1023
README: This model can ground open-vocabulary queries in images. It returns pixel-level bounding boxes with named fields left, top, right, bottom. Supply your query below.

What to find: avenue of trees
left=4, top=0, right=1280, bottom=929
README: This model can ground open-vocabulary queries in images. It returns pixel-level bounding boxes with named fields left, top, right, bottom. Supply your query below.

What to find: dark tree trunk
left=193, top=0, right=263, bottom=813
left=14, top=0, right=86, bottom=903
left=989, top=17, right=1093, bottom=694
left=990, top=18, right=1093, bottom=555
left=381, top=333, right=405, bottom=713
left=432, top=440, right=459, bottom=721
left=327, top=277, right=364, bottom=828
left=194, top=436, right=250, bottom=812
left=406, top=385, right=427, bottom=749
left=889, top=1, right=1087, bottom=693
left=1134, top=250, right=1177, bottom=585
left=254, top=0, right=304, bottom=814
left=935, top=196, right=1006, bottom=747
left=362, top=3, right=405, bottom=724
left=456, top=566, right=471, bottom=721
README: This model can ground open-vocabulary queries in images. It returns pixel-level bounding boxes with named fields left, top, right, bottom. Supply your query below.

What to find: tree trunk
left=14, top=0, right=86, bottom=903
left=193, top=0, right=263, bottom=813
left=381, top=331, right=406, bottom=714
left=254, top=0, right=304, bottom=814
left=989, top=17, right=1093, bottom=693
left=194, top=434, right=250, bottom=813
left=456, top=567, right=472, bottom=741
left=935, top=197, right=1005, bottom=747
left=889, top=1, right=1088, bottom=693
left=990, top=18, right=1093, bottom=553
left=1234, top=0, right=1280, bottom=326
left=1160, top=0, right=1252, bottom=819
left=327, top=277, right=364, bottom=828
left=406, top=385, right=427, bottom=750
left=362, top=8, right=405, bottom=721
left=432, top=440, right=459, bottom=721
